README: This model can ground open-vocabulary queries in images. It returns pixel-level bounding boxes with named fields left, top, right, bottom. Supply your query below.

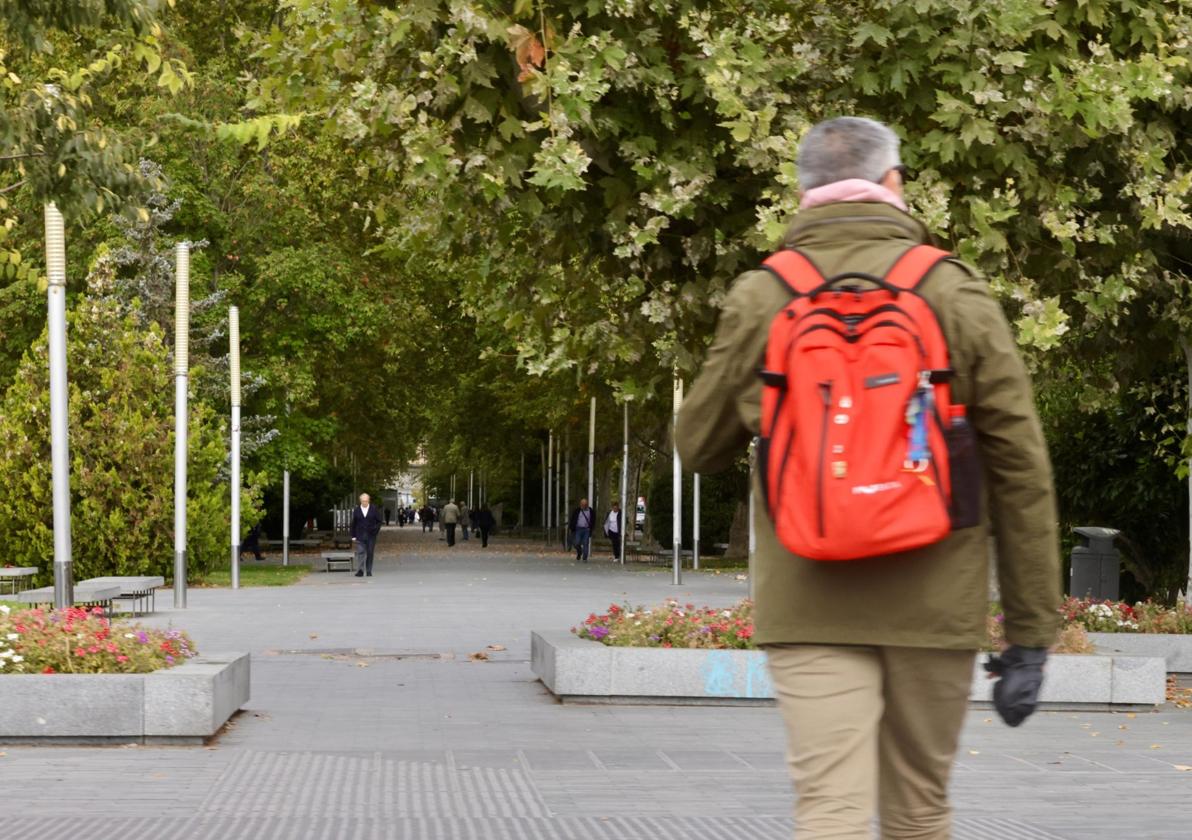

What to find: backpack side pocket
left=945, top=416, right=982, bottom=530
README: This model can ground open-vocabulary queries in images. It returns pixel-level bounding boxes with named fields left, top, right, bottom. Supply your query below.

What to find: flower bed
left=574, top=599, right=1095, bottom=653
left=575, top=597, right=1192, bottom=655
left=1060, top=597, right=1192, bottom=634
left=0, top=604, right=196, bottom=674
left=574, top=601, right=755, bottom=649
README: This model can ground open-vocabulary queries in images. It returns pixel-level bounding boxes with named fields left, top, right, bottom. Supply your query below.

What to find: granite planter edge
left=531, top=633, right=1166, bottom=709
left=0, top=651, right=250, bottom=744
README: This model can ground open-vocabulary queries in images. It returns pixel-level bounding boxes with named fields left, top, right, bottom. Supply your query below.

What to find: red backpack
left=758, top=244, right=979, bottom=561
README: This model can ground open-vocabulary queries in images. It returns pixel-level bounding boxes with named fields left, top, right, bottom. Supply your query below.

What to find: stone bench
left=321, top=551, right=354, bottom=573
left=0, top=567, right=38, bottom=594
left=77, top=576, right=165, bottom=616
left=18, top=583, right=123, bottom=612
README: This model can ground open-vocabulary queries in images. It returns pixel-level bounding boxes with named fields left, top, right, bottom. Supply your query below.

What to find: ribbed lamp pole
left=44, top=204, right=73, bottom=609
left=672, top=374, right=683, bottom=586
left=173, top=243, right=190, bottom=608
left=587, top=397, right=595, bottom=506
left=620, top=401, right=629, bottom=564
left=229, top=306, right=241, bottom=590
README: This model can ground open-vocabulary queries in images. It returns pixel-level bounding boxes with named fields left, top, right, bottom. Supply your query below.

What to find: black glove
left=984, top=645, right=1047, bottom=727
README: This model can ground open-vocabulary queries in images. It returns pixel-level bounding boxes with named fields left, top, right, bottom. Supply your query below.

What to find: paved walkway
left=2, top=526, right=1190, bottom=839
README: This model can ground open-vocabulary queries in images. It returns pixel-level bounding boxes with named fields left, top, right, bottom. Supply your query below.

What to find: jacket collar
left=783, top=202, right=933, bottom=250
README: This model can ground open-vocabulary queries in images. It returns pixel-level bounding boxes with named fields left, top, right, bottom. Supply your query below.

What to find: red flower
left=41, top=666, right=55, bottom=674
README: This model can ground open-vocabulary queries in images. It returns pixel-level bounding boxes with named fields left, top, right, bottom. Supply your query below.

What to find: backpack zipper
left=817, top=380, right=833, bottom=538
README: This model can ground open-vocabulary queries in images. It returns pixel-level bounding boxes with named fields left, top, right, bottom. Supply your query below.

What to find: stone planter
left=532, top=631, right=1166, bottom=708
left=1088, top=632, right=1192, bottom=674
left=0, top=652, right=249, bottom=744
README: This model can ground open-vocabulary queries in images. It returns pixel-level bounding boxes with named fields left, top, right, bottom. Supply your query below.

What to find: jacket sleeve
left=956, top=278, right=1062, bottom=648
left=676, top=274, right=767, bottom=473
left=349, top=511, right=358, bottom=540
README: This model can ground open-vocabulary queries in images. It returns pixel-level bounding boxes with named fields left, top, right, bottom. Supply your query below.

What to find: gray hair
left=797, top=117, right=901, bottom=191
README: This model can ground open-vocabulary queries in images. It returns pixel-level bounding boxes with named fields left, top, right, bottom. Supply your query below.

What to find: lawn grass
left=191, top=564, right=311, bottom=588
left=0, top=599, right=22, bottom=611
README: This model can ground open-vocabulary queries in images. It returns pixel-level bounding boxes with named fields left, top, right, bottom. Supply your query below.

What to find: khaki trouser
left=765, top=645, right=976, bottom=840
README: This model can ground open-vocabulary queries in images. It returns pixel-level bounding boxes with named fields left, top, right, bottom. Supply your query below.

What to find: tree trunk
left=725, top=500, right=749, bottom=559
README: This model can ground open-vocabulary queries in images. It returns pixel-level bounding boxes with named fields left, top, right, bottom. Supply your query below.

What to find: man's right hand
left=984, top=646, right=1048, bottom=727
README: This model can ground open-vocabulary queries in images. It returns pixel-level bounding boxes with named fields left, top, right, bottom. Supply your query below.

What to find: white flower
left=0, top=649, right=12, bottom=659
left=6, top=633, right=18, bottom=641
left=0, top=604, right=9, bottom=614
left=124, top=633, right=135, bottom=639
left=722, top=610, right=732, bottom=618
left=11, top=655, right=22, bottom=663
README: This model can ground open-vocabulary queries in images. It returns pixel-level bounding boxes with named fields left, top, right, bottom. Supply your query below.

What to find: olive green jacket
left=676, top=202, right=1061, bottom=650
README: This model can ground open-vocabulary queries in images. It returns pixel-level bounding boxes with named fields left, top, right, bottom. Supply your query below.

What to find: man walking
left=475, top=505, right=495, bottom=548
left=568, top=498, right=596, bottom=563
left=459, top=502, right=471, bottom=541
left=603, top=501, right=622, bottom=563
left=676, top=116, right=1060, bottom=839
left=441, top=499, right=461, bottom=546
left=350, top=493, right=383, bottom=577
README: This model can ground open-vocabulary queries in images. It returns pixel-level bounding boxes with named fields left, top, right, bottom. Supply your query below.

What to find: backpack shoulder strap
left=883, top=245, right=954, bottom=292
left=760, top=249, right=823, bottom=297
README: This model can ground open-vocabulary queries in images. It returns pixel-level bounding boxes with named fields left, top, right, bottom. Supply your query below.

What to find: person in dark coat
left=568, top=499, right=596, bottom=562
left=475, top=506, right=496, bottom=548
left=351, top=493, right=383, bottom=577
left=241, top=523, right=265, bottom=562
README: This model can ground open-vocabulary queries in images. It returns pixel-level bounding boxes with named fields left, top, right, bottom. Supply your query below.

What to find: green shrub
left=0, top=262, right=261, bottom=582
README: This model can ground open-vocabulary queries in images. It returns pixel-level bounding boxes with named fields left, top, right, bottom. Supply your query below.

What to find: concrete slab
left=0, top=529, right=1189, bottom=839
left=1090, top=632, right=1192, bottom=673
left=0, top=653, right=249, bottom=743
left=533, top=636, right=1163, bottom=709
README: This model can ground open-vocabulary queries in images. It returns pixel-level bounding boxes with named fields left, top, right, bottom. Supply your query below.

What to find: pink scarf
left=799, top=178, right=907, bottom=212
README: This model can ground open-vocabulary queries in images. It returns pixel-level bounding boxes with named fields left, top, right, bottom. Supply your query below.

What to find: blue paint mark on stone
left=745, top=654, right=773, bottom=699
left=702, top=651, right=736, bottom=696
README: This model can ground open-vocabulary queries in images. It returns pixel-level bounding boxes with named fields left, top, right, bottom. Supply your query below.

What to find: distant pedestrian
left=351, top=493, right=383, bottom=577
left=475, top=506, right=496, bottom=548
left=241, top=523, right=265, bottom=562
left=441, top=500, right=461, bottom=546
left=419, top=505, right=434, bottom=533
left=676, top=116, right=1060, bottom=838
left=460, top=502, right=471, bottom=541
left=604, top=502, right=623, bottom=562
left=568, top=498, right=595, bottom=563
left=384, top=507, right=391, bottom=526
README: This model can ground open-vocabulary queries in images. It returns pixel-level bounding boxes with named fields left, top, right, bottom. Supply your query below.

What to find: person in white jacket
left=603, top=501, right=623, bottom=563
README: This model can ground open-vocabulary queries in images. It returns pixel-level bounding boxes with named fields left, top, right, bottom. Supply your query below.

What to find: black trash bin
left=1069, top=526, right=1121, bottom=600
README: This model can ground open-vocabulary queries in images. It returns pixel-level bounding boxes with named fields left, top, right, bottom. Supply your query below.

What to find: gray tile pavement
left=1, top=527, right=1190, bottom=838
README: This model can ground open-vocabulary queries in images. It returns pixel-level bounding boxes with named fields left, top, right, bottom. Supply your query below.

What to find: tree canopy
left=1, top=0, right=1190, bottom=592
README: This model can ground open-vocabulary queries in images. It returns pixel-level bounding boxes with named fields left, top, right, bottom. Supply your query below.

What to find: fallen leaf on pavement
left=309, top=633, right=318, bottom=639
left=355, top=661, right=369, bottom=668
left=469, top=651, right=489, bottom=662
left=1174, top=765, right=1192, bottom=772
left=487, top=644, right=506, bottom=651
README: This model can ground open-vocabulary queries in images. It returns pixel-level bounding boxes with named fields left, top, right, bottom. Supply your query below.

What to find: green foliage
left=0, top=0, right=187, bottom=224
left=0, top=259, right=261, bottom=582
left=1040, top=372, right=1188, bottom=603
left=249, top=0, right=1191, bottom=392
